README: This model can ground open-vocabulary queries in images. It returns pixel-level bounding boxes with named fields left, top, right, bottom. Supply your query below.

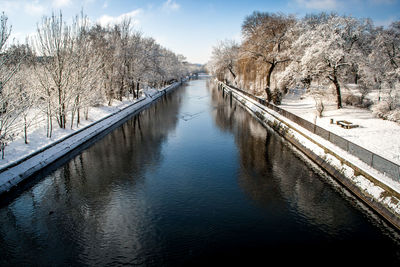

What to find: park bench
left=336, top=120, right=359, bottom=129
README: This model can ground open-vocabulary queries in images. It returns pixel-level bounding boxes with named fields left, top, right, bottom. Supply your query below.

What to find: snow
left=0, top=81, right=182, bottom=194
left=0, top=98, right=140, bottom=169
left=143, top=88, right=161, bottom=98
left=279, top=92, right=400, bottom=165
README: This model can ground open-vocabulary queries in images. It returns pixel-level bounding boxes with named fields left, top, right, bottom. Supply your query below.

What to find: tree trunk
left=107, top=81, right=113, bottom=106
left=136, top=80, right=140, bottom=99
left=1, top=142, right=4, bottom=160
left=49, top=109, right=53, bottom=138
left=264, top=63, right=275, bottom=102
left=62, top=103, right=66, bottom=129
left=131, top=82, right=137, bottom=99
left=228, top=67, right=236, bottom=80
left=77, top=107, right=80, bottom=127
left=58, top=90, right=63, bottom=128
left=24, top=115, right=28, bottom=144
left=70, top=107, right=76, bottom=129
left=119, top=80, right=124, bottom=101
left=331, top=73, right=342, bottom=109
left=47, top=101, right=52, bottom=138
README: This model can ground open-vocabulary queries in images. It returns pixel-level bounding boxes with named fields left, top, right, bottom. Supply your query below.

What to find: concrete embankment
left=0, top=81, right=182, bottom=196
left=218, top=82, right=400, bottom=230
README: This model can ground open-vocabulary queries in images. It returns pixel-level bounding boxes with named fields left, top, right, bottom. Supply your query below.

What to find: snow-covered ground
left=279, top=92, right=400, bottom=165
left=0, top=97, right=139, bottom=169
left=0, top=85, right=174, bottom=170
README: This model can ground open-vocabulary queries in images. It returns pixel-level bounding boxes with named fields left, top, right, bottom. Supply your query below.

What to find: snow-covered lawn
left=279, top=92, right=400, bottom=165
left=0, top=97, right=141, bottom=169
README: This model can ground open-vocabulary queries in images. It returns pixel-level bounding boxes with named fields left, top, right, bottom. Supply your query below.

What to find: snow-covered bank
left=280, top=93, right=400, bottom=165
left=0, top=81, right=182, bottom=195
left=219, top=82, right=400, bottom=230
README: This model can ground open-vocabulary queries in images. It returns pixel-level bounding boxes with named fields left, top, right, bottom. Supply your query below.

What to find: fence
left=218, top=81, right=400, bottom=182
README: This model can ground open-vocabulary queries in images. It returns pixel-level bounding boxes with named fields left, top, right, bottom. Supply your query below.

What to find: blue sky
left=1, top=0, right=400, bottom=64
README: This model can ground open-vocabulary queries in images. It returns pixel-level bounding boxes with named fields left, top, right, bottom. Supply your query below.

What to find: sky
left=1, top=0, right=400, bottom=64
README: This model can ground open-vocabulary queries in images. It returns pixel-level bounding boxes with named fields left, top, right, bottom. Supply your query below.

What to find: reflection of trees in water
left=54, top=86, right=185, bottom=198
left=0, top=87, right=186, bottom=266
left=210, top=84, right=357, bottom=232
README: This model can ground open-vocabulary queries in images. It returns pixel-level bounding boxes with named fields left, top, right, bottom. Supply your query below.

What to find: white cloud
left=52, top=0, right=72, bottom=8
left=163, top=0, right=180, bottom=12
left=24, top=1, right=46, bottom=16
left=295, top=0, right=339, bottom=10
left=97, top=9, right=142, bottom=27
left=0, top=0, right=22, bottom=13
left=369, top=0, right=396, bottom=4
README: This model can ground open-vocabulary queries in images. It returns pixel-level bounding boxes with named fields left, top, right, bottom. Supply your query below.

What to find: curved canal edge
left=217, top=81, right=400, bottom=230
left=0, top=80, right=185, bottom=196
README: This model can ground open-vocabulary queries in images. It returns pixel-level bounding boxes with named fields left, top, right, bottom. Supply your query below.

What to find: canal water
left=0, top=78, right=399, bottom=266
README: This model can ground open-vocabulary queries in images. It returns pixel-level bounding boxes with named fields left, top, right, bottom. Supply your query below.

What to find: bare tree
left=69, top=13, right=103, bottom=128
left=5, top=44, right=36, bottom=144
left=291, top=14, right=370, bottom=108
left=241, top=12, right=295, bottom=102
left=0, top=13, right=28, bottom=157
left=0, top=10, right=192, bottom=159
left=210, top=40, right=239, bottom=84
left=33, top=11, right=75, bottom=129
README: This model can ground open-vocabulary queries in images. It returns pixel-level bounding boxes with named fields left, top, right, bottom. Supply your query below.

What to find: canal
left=0, top=78, right=399, bottom=265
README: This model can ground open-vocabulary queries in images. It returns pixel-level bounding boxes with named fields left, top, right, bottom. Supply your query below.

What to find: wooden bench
left=336, top=120, right=359, bottom=129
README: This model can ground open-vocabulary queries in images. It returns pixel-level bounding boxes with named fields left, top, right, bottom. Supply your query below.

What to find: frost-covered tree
left=0, top=13, right=29, bottom=157
left=0, top=9, right=192, bottom=159
left=292, top=14, right=371, bottom=108
left=69, top=13, right=103, bottom=128
left=5, top=44, right=37, bottom=144
left=369, top=22, right=400, bottom=107
left=87, top=24, right=115, bottom=105
left=241, top=12, right=295, bottom=102
left=210, top=40, right=239, bottom=84
left=208, top=10, right=399, bottom=121
left=33, top=12, right=75, bottom=130
left=113, top=19, right=132, bottom=101
left=0, top=12, right=14, bottom=88
left=124, top=31, right=143, bottom=99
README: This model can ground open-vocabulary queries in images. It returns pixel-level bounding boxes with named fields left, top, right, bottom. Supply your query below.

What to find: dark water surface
left=1, top=78, right=399, bottom=266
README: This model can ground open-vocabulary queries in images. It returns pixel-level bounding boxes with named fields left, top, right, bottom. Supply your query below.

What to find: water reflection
left=0, top=88, right=186, bottom=266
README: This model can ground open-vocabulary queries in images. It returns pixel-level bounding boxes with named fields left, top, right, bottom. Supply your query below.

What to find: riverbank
left=217, top=81, right=400, bottom=230
left=0, top=81, right=183, bottom=196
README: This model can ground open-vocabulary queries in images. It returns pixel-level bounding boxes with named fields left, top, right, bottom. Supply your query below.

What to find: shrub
left=272, top=89, right=283, bottom=105
left=314, top=97, right=325, bottom=117
left=372, top=101, right=391, bottom=119
left=344, top=94, right=360, bottom=106
left=387, top=109, right=400, bottom=123
left=360, top=98, right=373, bottom=109
left=372, top=101, right=400, bottom=123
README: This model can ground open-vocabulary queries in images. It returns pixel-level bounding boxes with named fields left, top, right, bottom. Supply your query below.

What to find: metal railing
left=218, top=81, right=400, bottom=182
